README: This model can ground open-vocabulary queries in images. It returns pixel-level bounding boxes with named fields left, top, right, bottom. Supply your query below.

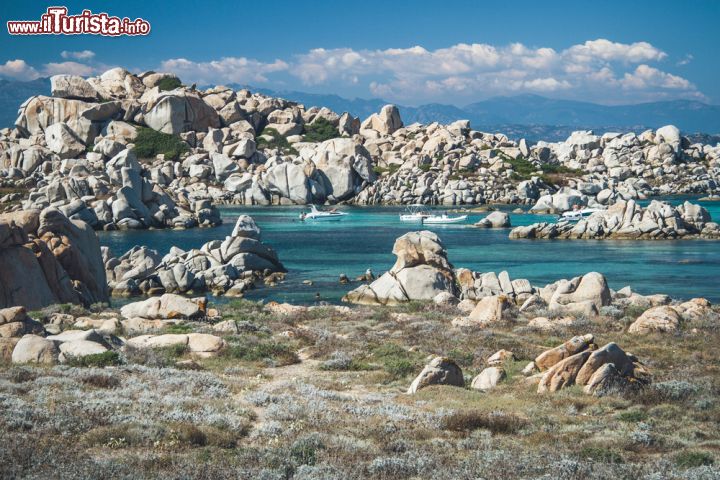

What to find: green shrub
left=617, top=409, right=648, bottom=423
left=579, top=446, right=624, bottom=464
left=165, top=323, right=194, bottom=334
left=156, top=77, right=182, bottom=91
left=223, top=339, right=299, bottom=366
left=675, top=450, right=714, bottom=468
left=373, top=164, right=400, bottom=176
left=371, top=343, right=422, bottom=380
left=256, top=127, right=298, bottom=155
left=418, top=163, right=431, bottom=172
left=133, top=126, right=189, bottom=160
left=441, top=411, right=527, bottom=434
left=303, top=117, right=339, bottom=143
left=66, top=351, right=122, bottom=368
left=290, top=434, right=324, bottom=466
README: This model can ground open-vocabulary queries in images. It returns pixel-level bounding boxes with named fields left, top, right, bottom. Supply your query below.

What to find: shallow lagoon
left=99, top=196, right=720, bottom=304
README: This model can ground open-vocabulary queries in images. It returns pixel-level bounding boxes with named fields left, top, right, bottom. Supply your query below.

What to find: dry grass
left=0, top=299, right=718, bottom=478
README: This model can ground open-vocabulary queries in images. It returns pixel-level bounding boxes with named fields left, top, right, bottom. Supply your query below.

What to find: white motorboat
left=421, top=213, right=468, bottom=224
left=300, top=205, right=348, bottom=221
left=560, top=207, right=603, bottom=222
left=399, top=204, right=430, bottom=222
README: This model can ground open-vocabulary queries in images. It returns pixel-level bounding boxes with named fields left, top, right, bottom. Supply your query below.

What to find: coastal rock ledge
left=510, top=199, right=719, bottom=240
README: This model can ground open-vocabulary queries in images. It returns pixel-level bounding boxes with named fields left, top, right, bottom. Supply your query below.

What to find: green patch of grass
left=133, top=126, right=189, bottom=160
left=373, top=164, right=400, bottom=176
left=303, top=117, right=339, bottom=143
left=617, top=409, right=648, bottom=423
left=66, top=351, right=122, bottom=368
left=256, top=127, right=298, bottom=155
left=675, top=450, right=714, bottom=468
left=579, top=446, right=624, bottom=464
left=418, top=163, right=431, bottom=172
left=157, top=77, right=182, bottom=91
left=441, top=410, right=527, bottom=434
left=165, top=323, right=194, bottom=334
left=503, top=154, right=538, bottom=180
left=370, top=343, right=423, bottom=380
left=447, top=348, right=474, bottom=368
left=223, top=339, right=299, bottom=366
left=290, top=435, right=324, bottom=466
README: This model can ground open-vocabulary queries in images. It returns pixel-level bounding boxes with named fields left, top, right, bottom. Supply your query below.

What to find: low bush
left=579, top=446, right=624, bottom=464
left=223, top=339, right=299, bottom=366
left=66, top=351, right=122, bottom=368
left=256, top=127, right=298, bottom=155
left=371, top=343, right=423, bottom=380
left=133, top=126, right=189, bottom=160
left=675, top=450, right=714, bottom=468
left=81, top=373, right=120, bottom=389
left=156, top=77, right=182, bottom=91
left=441, top=410, right=527, bottom=434
left=303, top=117, right=339, bottom=143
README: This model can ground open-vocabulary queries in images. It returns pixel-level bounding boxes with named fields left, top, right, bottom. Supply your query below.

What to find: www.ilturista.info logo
left=7, top=7, right=151, bottom=36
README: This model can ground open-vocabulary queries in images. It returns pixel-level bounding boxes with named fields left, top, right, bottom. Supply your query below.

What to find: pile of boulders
left=343, top=230, right=457, bottom=305
left=511, top=199, right=719, bottom=240
left=2, top=292, right=226, bottom=364
left=526, top=335, right=651, bottom=396
left=105, top=215, right=284, bottom=297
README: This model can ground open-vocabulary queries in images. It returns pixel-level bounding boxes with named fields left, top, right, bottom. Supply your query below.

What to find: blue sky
left=1, top=0, right=718, bottom=105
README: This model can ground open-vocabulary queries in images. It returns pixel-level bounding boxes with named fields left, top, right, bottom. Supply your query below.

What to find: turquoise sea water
left=99, top=196, right=720, bottom=304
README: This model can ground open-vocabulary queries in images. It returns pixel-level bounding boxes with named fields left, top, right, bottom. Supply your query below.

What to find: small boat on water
left=421, top=213, right=468, bottom=224
left=300, top=205, right=348, bottom=221
left=399, top=205, right=430, bottom=222
left=559, top=207, right=604, bottom=222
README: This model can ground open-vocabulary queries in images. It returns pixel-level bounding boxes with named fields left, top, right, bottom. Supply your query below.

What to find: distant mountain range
left=1, top=77, right=719, bottom=143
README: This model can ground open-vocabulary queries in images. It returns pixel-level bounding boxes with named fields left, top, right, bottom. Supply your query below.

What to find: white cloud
left=159, top=57, right=289, bottom=85
left=621, top=64, right=692, bottom=90
left=0, top=38, right=703, bottom=104
left=43, top=61, right=97, bottom=77
left=60, top=50, right=95, bottom=60
left=0, top=59, right=40, bottom=80
left=564, top=39, right=666, bottom=64
left=677, top=54, right=693, bottom=66
left=286, top=38, right=696, bottom=103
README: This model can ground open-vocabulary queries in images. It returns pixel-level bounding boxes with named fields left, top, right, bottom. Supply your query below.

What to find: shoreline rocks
left=343, top=230, right=457, bottom=305
left=105, top=214, right=284, bottom=297
left=510, top=200, right=719, bottom=240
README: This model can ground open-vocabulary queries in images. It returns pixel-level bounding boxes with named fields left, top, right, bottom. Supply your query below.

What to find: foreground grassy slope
left=1, top=300, right=718, bottom=479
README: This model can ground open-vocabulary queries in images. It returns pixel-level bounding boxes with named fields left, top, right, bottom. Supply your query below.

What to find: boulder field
left=1, top=67, right=719, bottom=232
left=511, top=199, right=719, bottom=240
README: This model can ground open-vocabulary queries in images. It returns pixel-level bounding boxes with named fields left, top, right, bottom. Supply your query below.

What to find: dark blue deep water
left=98, top=196, right=720, bottom=304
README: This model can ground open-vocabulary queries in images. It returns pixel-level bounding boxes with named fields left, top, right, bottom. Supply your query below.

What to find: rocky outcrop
left=535, top=337, right=651, bottom=396
left=407, top=356, right=464, bottom=394
left=105, top=215, right=284, bottom=296
left=344, top=231, right=457, bottom=305
left=120, top=293, right=206, bottom=320
left=475, top=211, right=511, bottom=228
left=511, top=200, right=719, bottom=240
left=0, top=207, right=108, bottom=309
left=124, top=332, right=226, bottom=358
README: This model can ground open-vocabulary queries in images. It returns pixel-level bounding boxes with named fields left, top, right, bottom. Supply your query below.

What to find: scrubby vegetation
left=303, top=117, right=340, bottom=143
left=133, top=126, right=190, bottom=160
left=256, top=127, right=299, bottom=155
left=1, top=299, right=719, bottom=478
left=156, top=76, right=183, bottom=92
